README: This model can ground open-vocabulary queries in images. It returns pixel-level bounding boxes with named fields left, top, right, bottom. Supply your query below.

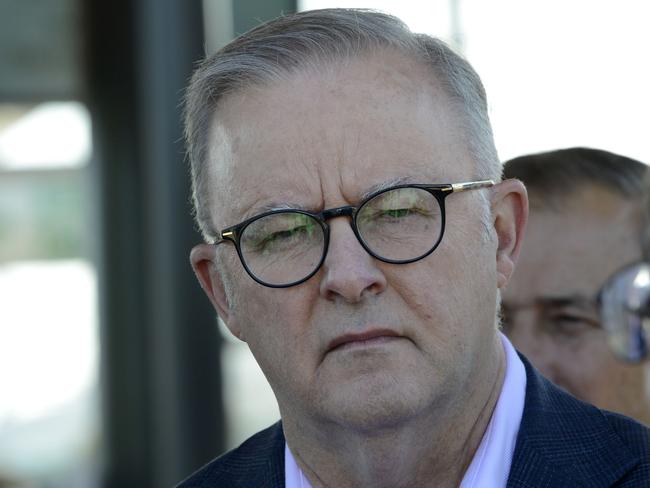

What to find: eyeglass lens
left=356, top=187, right=443, bottom=261
left=240, top=212, right=325, bottom=286
left=600, top=262, right=650, bottom=362
left=238, top=187, right=443, bottom=286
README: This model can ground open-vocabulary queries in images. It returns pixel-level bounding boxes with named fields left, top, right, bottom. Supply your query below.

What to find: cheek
left=557, top=340, right=611, bottom=388
left=427, top=240, right=496, bottom=321
left=388, top=253, right=495, bottom=346
left=215, top=248, right=248, bottom=306
left=231, top=285, right=318, bottom=379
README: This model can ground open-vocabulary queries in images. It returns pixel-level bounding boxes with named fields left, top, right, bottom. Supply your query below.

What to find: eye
left=379, top=208, right=417, bottom=219
left=261, top=228, right=295, bottom=244
left=360, top=190, right=438, bottom=224
left=252, top=224, right=313, bottom=250
left=386, top=208, right=409, bottom=217
left=543, top=311, right=599, bottom=338
left=266, top=224, right=313, bottom=243
left=241, top=213, right=319, bottom=254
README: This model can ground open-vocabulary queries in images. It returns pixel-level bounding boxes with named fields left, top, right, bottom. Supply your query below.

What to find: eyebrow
left=359, top=176, right=418, bottom=201
left=240, top=201, right=305, bottom=221
left=536, top=295, right=595, bottom=309
left=503, top=294, right=596, bottom=311
left=239, top=176, right=427, bottom=222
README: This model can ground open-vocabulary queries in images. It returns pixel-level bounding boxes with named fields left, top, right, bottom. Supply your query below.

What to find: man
left=502, top=147, right=650, bottom=425
left=179, top=9, right=649, bottom=487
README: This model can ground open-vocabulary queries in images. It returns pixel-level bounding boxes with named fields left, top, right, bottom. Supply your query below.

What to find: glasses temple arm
left=450, top=179, right=495, bottom=193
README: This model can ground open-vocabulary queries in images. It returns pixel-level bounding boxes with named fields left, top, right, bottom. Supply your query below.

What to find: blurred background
left=0, top=0, right=647, bottom=487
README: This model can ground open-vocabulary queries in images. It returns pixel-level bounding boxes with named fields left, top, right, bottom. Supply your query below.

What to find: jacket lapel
left=507, top=355, right=641, bottom=487
left=237, top=422, right=286, bottom=488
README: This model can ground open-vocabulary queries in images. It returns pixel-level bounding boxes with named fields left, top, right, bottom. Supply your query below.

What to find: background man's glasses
left=212, top=180, right=494, bottom=288
left=600, top=262, right=650, bottom=362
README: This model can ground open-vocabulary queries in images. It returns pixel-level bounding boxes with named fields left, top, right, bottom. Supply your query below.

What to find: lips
left=326, top=329, right=402, bottom=353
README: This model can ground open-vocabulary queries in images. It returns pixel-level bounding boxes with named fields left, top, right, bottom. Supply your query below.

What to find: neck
left=283, top=335, right=506, bottom=488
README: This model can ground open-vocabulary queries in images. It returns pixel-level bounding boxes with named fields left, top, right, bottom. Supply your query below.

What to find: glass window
left=0, top=102, right=99, bottom=488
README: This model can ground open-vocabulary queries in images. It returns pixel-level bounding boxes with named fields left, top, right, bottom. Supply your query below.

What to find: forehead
left=508, top=185, right=642, bottom=301
left=207, top=51, right=473, bottom=222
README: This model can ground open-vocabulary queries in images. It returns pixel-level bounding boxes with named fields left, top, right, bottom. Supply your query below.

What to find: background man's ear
left=491, top=179, right=529, bottom=289
left=190, top=244, right=245, bottom=341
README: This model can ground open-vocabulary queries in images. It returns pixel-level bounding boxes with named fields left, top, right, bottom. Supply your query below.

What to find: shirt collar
left=459, top=333, right=526, bottom=487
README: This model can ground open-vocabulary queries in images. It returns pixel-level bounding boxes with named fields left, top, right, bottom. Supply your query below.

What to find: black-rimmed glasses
left=211, top=180, right=494, bottom=288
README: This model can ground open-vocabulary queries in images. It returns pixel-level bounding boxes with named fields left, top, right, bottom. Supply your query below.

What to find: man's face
left=503, top=185, right=647, bottom=418
left=196, top=53, right=514, bottom=431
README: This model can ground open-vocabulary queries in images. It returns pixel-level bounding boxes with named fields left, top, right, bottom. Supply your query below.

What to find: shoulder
left=600, top=410, right=650, bottom=485
left=509, top=354, right=650, bottom=487
left=175, top=422, right=286, bottom=488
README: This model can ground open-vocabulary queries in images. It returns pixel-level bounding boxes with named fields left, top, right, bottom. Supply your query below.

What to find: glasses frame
left=212, top=179, right=494, bottom=288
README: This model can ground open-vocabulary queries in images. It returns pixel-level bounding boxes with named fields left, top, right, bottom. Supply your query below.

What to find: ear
left=190, top=244, right=245, bottom=341
left=490, top=179, right=529, bottom=289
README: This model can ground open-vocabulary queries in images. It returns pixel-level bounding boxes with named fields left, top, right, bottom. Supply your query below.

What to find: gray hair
left=184, top=8, right=500, bottom=240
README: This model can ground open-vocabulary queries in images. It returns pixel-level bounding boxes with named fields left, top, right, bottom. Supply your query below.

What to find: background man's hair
left=504, top=146, right=649, bottom=256
left=504, top=147, right=647, bottom=207
left=183, top=8, right=500, bottom=240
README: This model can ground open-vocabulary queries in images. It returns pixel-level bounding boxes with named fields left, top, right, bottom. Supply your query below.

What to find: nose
left=319, top=219, right=387, bottom=303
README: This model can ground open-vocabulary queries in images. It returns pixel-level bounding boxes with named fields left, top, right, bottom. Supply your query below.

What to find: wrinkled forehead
left=205, top=53, right=474, bottom=223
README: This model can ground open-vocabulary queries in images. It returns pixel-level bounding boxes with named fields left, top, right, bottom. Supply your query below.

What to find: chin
left=313, top=374, right=432, bottom=432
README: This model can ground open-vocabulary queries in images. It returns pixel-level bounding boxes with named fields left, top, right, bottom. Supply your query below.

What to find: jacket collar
left=507, top=354, right=641, bottom=487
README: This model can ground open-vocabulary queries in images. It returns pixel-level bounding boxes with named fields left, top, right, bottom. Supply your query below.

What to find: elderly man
left=179, top=9, right=649, bottom=487
left=502, top=147, right=650, bottom=426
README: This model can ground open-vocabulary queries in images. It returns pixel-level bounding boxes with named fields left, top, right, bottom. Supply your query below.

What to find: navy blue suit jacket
left=178, top=356, right=650, bottom=487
